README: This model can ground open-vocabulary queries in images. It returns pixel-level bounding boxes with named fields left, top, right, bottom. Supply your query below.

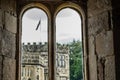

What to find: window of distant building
left=59, top=55, right=65, bottom=68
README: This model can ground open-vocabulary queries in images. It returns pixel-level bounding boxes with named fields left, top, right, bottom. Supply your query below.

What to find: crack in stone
left=100, top=57, right=106, bottom=80
left=97, top=57, right=106, bottom=80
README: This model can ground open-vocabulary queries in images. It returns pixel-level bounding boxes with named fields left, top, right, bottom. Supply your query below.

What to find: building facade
left=21, top=42, right=69, bottom=80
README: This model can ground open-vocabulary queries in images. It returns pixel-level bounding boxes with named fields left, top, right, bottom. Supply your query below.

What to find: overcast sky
left=22, top=8, right=82, bottom=44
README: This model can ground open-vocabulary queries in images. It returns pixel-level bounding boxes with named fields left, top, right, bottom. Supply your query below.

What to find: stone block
left=0, top=28, right=2, bottom=55
left=3, top=57, right=16, bottom=80
left=83, top=56, right=88, bottom=80
left=96, top=31, right=113, bottom=57
left=88, top=0, right=112, bottom=17
left=5, top=12, right=17, bottom=33
left=83, top=38, right=87, bottom=57
left=97, top=58, right=104, bottom=80
left=2, top=30, right=16, bottom=58
left=89, top=54, right=97, bottom=80
left=105, top=56, right=116, bottom=80
left=88, top=12, right=110, bottom=36
left=1, top=0, right=16, bottom=14
left=88, top=35, right=95, bottom=55
left=0, top=9, right=3, bottom=28
left=0, top=56, right=2, bottom=80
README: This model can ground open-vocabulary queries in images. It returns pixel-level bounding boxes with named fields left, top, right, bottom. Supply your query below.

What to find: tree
left=68, top=40, right=83, bottom=80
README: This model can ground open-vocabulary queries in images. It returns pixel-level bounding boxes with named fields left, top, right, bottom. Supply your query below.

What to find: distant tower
left=21, top=42, right=45, bottom=80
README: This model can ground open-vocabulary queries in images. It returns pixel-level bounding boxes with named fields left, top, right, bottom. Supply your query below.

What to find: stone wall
left=0, top=0, right=118, bottom=80
left=0, top=0, right=17, bottom=80
left=87, top=0, right=116, bottom=80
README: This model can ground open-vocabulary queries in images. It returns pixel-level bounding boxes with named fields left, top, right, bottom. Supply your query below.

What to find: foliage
left=68, top=40, right=83, bottom=80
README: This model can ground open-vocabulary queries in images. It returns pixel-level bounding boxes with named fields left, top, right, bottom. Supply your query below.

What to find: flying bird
left=36, top=18, right=41, bottom=30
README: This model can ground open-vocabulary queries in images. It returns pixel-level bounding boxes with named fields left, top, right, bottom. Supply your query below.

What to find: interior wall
left=0, top=0, right=118, bottom=80
left=87, top=0, right=116, bottom=80
left=0, top=0, right=17, bottom=80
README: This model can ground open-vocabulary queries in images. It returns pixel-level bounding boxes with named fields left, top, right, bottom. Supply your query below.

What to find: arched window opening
left=21, top=8, right=48, bottom=80
left=56, top=8, right=83, bottom=80
left=19, top=2, right=86, bottom=80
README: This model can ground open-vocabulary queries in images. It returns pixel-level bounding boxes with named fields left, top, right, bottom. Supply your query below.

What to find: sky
left=22, top=8, right=82, bottom=44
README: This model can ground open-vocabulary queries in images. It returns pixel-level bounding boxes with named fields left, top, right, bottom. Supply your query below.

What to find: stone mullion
left=48, top=6, right=55, bottom=80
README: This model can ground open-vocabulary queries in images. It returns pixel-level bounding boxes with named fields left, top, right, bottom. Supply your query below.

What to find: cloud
left=56, top=8, right=76, bottom=18
left=22, top=8, right=82, bottom=44
left=23, top=8, right=47, bottom=20
left=23, top=8, right=76, bottom=21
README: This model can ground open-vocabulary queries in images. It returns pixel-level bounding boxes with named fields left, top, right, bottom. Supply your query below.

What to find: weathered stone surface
left=5, top=12, right=17, bottom=33
left=0, top=9, right=3, bottom=28
left=97, top=57, right=104, bottom=80
left=0, top=28, right=2, bottom=55
left=1, top=0, right=16, bottom=14
left=3, top=57, right=16, bottom=80
left=105, top=56, right=116, bottom=80
left=0, top=56, right=2, bottom=80
left=88, top=12, right=110, bottom=36
left=2, top=30, right=16, bottom=58
left=83, top=56, right=88, bottom=80
left=89, top=54, right=97, bottom=80
left=96, top=30, right=113, bottom=57
left=88, top=35, right=95, bottom=55
left=88, top=0, right=112, bottom=17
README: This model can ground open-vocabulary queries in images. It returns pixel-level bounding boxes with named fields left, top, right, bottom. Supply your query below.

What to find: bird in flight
left=36, top=18, right=41, bottom=30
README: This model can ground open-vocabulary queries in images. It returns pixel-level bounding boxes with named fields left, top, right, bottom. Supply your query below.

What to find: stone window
left=55, top=7, right=84, bottom=80
left=19, top=2, right=86, bottom=80
left=21, top=5, right=48, bottom=80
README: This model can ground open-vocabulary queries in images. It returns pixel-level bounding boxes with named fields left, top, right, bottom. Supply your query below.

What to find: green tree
left=68, top=40, right=83, bottom=80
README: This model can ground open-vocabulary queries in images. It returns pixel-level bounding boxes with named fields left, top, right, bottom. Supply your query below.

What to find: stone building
left=21, top=43, right=45, bottom=80
left=21, top=42, right=69, bottom=80
left=0, top=0, right=120, bottom=80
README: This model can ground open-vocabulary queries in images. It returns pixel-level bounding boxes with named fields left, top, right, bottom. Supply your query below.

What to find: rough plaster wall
left=0, top=0, right=17, bottom=80
left=87, top=0, right=116, bottom=80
